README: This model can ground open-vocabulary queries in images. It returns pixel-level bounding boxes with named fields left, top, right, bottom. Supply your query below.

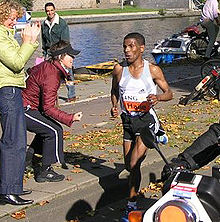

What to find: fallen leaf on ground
left=63, top=131, right=71, bottom=139
left=71, top=168, right=83, bottom=173
left=11, top=210, right=26, bottom=220
left=150, top=193, right=159, bottom=198
left=212, top=99, right=219, bottom=104
left=63, top=131, right=71, bottom=136
left=66, top=176, right=73, bottom=181
left=67, top=219, right=80, bottom=222
left=108, top=149, right=119, bottom=153
left=108, top=158, right=115, bottom=163
left=38, top=200, right=49, bottom=206
left=201, top=166, right=210, bottom=170
left=140, top=182, right=164, bottom=194
left=71, top=142, right=80, bottom=147
left=99, top=154, right=106, bottom=158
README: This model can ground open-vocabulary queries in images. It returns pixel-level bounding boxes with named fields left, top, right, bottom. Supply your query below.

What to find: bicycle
left=185, top=23, right=220, bottom=66
left=179, top=59, right=220, bottom=105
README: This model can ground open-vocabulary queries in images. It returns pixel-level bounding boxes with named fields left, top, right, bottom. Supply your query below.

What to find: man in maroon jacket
left=22, top=41, right=83, bottom=182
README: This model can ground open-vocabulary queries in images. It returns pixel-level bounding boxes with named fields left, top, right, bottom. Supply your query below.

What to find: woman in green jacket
left=0, top=0, right=40, bottom=205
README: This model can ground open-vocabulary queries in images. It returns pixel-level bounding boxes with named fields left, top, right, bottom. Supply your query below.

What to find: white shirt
left=201, top=0, right=219, bottom=21
left=45, top=13, right=60, bottom=33
left=119, top=60, right=157, bottom=116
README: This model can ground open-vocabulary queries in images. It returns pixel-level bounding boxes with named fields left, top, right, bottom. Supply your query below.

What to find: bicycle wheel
left=179, top=89, right=202, bottom=105
left=201, top=58, right=220, bottom=78
left=186, top=38, right=208, bottom=66
left=179, top=74, right=215, bottom=105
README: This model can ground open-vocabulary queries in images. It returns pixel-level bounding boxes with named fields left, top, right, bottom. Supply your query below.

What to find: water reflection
left=69, top=16, right=199, bottom=67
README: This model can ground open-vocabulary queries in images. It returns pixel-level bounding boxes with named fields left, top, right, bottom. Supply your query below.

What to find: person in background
left=111, top=32, right=173, bottom=221
left=41, top=2, right=76, bottom=102
left=0, top=0, right=40, bottom=205
left=200, top=0, right=220, bottom=59
left=22, top=40, right=83, bottom=183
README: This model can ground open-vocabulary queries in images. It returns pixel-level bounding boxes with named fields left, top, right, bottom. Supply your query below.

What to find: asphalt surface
left=0, top=60, right=210, bottom=222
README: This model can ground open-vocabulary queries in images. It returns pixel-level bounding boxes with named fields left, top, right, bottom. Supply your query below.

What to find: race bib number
left=123, top=100, right=151, bottom=112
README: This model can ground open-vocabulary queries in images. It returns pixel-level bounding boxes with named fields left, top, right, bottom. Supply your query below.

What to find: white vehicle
left=151, top=24, right=200, bottom=64
left=128, top=130, right=220, bottom=222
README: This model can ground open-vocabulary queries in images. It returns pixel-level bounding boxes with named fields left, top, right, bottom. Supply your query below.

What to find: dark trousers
left=0, top=87, right=26, bottom=194
left=25, top=109, right=64, bottom=166
left=179, top=123, right=220, bottom=170
left=202, top=20, right=219, bottom=58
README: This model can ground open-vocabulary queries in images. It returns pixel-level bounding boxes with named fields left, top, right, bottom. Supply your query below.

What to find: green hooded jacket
left=0, top=25, right=39, bottom=89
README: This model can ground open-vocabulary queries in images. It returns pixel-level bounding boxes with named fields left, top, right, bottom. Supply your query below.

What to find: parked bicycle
left=186, top=23, right=220, bottom=66
left=179, top=58, right=220, bottom=105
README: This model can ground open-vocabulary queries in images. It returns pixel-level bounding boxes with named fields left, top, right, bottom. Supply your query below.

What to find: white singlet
left=119, top=59, right=157, bottom=116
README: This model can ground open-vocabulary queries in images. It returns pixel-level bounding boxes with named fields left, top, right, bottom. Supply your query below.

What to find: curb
left=32, top=10, right=200, bottom=24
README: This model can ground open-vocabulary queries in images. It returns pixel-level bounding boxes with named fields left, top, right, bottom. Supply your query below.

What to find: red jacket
left=22, top=60, right=74, bottom=127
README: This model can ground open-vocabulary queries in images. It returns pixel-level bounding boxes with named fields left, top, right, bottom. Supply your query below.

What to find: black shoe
left=20, top=190, right=32, bottom=196
left=61, top=162, right=69, bottom=169
left=35, top=166, right=65, bottom=183
left=0, top=194, right=33, bottom=205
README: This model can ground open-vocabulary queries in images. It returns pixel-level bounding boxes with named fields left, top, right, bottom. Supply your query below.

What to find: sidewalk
left=0, top=64, right=219, bottom=221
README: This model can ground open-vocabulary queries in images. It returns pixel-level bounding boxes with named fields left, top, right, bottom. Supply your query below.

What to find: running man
left=110, top=32, right=173, bottom=221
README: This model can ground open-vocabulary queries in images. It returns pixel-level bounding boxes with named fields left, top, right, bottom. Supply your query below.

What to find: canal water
left=69, top=16, right=199, bottom=67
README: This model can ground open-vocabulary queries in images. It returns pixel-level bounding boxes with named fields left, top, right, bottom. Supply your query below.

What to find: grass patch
left=65, top=122, right=123, bottom=154
left=63, top=99, right=218, bottom=157
left=159, top=100, right=219, bottom=152
left=31, top=7, right=158, bottom=18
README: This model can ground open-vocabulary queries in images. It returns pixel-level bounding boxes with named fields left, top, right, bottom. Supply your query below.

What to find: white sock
left=127, top=201, right=137, bottom=209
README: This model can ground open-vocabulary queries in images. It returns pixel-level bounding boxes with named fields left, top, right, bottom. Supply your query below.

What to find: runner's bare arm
left=148, top=63, right=173, bottom=105
left=111, top=63, right=122, bottom=117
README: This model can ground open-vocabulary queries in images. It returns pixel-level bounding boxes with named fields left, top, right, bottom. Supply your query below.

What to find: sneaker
left=156, top=134, right=168, bottom=144
left=121, top=205, right=137, bottom=222
left=35, top=166, right=65, bottom=183
left=66, top=97, right=76, bottom=103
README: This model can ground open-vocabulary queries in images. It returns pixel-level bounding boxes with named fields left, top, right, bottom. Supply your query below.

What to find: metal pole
left=121, top=0, right=124, bottom=10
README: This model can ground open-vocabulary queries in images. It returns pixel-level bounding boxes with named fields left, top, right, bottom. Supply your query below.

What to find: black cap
left=51, top=44, right=80, bottom=58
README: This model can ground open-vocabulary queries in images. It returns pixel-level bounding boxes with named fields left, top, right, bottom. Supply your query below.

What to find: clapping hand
left=21, top=21, right=41, bottom=44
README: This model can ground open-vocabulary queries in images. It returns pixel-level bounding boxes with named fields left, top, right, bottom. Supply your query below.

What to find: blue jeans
left=66, top=69, right=75, bottom=99
left=0, top=87, right=26, bottom=194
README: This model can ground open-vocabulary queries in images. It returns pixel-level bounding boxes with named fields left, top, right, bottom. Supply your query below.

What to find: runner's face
left=45, top=6, right=56, bottom=21
left=4, top=9, right=18, bottom=29
left=60, top=54, right=74, bottom=69
left=123, top=38, right=144, bottom=63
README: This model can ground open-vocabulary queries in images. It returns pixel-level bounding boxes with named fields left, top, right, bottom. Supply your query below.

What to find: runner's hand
left=111, top=107, right=118, bottom=118
left=73, top=112, right=83, bottom=121
left=147, top=94, right=158, bottom=106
